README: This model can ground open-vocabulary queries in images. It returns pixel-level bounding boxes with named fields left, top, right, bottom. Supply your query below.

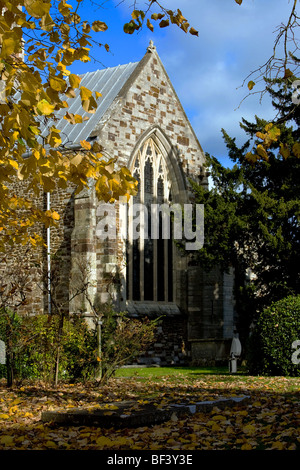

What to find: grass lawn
left=116, top=365, right=230, bottom=378
left=0, top=366, right=299, bottom=451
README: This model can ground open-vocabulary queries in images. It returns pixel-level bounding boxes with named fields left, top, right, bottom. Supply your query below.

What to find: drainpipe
left=47, top=192, right=51, bottom=315
left=22, top=145, right=82, bottom=314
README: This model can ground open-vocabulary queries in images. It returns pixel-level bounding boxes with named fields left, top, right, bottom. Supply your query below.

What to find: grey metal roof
left=39, top=61, right=139, bottom=147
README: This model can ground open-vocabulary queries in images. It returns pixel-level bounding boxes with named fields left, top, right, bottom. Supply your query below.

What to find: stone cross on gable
left=0, top=340, right=6, bottom=365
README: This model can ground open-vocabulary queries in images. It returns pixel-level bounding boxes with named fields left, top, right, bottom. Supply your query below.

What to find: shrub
left=98, top=305, right=157, bottom=383
left=0, top=313, right=97, bottom=383
left=247, top=295, right=300, bottom=376
left=20, top=314, right=97, bottom=382
left=0, top=309, right=23, bottom=385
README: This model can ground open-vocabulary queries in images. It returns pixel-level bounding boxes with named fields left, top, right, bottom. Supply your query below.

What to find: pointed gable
left=91, top=43, right=206, bottom=181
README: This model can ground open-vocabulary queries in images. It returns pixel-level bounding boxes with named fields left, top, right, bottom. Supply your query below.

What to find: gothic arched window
left=127, top=137, right=174, bottom=303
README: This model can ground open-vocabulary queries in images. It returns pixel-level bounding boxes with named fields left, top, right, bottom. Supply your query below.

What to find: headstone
left=230, top=335, right=242, bottom=357
left=0, top=340, right=6, bottom=365
left=229, top=334, right=242, bottom=373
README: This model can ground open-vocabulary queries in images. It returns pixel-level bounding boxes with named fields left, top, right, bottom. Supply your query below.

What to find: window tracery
left=127, top=137, right=173, bottom=302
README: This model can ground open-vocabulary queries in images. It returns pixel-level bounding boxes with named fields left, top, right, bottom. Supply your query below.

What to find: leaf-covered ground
left=0, top=371, right=299, bottom=451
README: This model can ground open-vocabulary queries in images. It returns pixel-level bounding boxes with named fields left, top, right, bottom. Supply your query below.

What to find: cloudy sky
left=70, top=0, right=295, bottom=167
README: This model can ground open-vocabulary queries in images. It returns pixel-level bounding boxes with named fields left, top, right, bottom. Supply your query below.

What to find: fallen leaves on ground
left=0, top=374, right=299, bottom=450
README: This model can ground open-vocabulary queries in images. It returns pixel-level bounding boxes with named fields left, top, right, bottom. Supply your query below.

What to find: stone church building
left=20, top=42, right=236, bottom=365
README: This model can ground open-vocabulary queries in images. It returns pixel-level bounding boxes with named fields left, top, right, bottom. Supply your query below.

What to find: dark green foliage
left=247, top=295, right=300, bottom=376
left=0, top=313, right=97, bottom=382
left=0, top=309, right=23, bottom=386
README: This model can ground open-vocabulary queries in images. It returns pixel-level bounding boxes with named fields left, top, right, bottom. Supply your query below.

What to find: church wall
left=0, top=180, right=46, bottom=316
left=187, top=265, right=233, bottom=365
left=128, top=314, right=188, bottom=366
left=0, top=181, right=76, bottom=316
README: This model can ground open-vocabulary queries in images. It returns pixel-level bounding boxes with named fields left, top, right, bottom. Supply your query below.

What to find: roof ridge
left=78, top=61, right=139, bottom=78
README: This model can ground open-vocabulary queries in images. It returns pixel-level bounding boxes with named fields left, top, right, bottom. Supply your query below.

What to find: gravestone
left=0, top=340, right=6, bottom=365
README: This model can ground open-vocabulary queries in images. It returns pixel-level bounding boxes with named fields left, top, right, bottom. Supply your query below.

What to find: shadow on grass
left=115, top=365, right=248, bottom=378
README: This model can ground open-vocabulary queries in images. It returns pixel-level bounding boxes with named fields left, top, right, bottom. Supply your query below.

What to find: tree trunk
left=5, top=324, right=14, bottom=387
left=54, top=314, right=64, bottom=386
left=6, top=349, right=14, bottom=387
left=95, top=319, right=102, bottom=381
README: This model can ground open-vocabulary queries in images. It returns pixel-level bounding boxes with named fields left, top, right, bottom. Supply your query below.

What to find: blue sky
left=69, top=0, right=295, bottom=168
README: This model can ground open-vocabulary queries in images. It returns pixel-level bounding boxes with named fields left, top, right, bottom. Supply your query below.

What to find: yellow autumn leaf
left=69, top=74, right=81, bottom=89
left=45, top=440, right=57, bottom=448
left=245, top=151, right=258, bottom=164
left=96, top=436, right=114, bottom=447
left=82, top=95, right=97, bottom=113
left=189, top=27, right=199, bottom=36
left=37, top=99, right=55, bottom=115
left=226, top=426, right=234, bottom=434
left=248, top=80, right=255, bottom=90
left=242, top=424, right=256, bottom=435
left=80, top=86, right=92, bottom=101
left=80, top=140, right=92, bottom=150
left=9, top=405, right=19, bottom=414
left=267, top=124, right=281, bottom=142
left=212, top=414, right=227, bottom=421
left=115, top=437, right=134, bottom=446
left=271, top=441, right=285, bottom=450
left=280, top=142, right=290, bottom=160
left=92, top=20, right=108, bottom=32
left=11, top=398, right=23, bottom=406
left=1, top=35, right=18, bottom=58
left=33, top=149, right=40, bottom=160
left=292, top=142, right=300, bottom=158
left=9, top=159, right=19, bottom=170
left=51, top=211, right=60, bottom=221
left=58, top=1, right=73, bottom=16
left=74, top=114, right=83, bottom=123
left=211, top=423, right=221, bottom=432
left=29, top=125, right=40, bottom=136
left=256, top=144, right=269, bottom=161
left=49, top=76, right=66, bottom=92
left=241, top=442, right=253, bottom=450
left=0, top=414, right=10, bottom=419
left=24, top=0, right=51, bottom=19
left=0, top=435, right=14, bottom=445
left=147, top=19, right=154, bottom=32
left=70, top=153, right=84, bottom=166
left=47, top=127, right=62, bottom=148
